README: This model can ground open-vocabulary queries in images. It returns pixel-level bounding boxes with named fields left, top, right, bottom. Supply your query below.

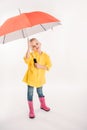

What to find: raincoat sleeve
left=45, top=55, right=52, bottom=70
left=23, top=53, right=33, bottom=64
left=23, top=56, right=31, bottom=64
left=23, top=54, right=34, bottom=71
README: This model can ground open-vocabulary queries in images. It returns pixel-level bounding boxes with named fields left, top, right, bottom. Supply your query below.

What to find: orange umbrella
left=0, top=11, right=61, bottom=43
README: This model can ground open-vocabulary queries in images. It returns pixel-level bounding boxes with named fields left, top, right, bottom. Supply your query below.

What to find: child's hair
left=30, top=38, right=37, bottom=42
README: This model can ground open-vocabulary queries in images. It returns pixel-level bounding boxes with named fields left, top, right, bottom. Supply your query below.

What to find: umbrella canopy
left=0, top=11, right=61, bottom=43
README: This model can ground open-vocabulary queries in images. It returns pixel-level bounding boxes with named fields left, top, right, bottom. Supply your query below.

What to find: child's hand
left=34, top=63, right=48, bottom=70
left=34, top=63, right=41, bottom=69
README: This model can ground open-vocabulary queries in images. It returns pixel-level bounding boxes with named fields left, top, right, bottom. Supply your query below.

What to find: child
left=23, top=38, right=52, bottom=118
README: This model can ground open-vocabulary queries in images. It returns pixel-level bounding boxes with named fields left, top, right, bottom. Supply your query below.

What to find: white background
left=0, top=0, right=87, bottom=130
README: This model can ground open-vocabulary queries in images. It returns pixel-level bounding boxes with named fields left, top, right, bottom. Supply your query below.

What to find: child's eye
left=36, top=43, right=38, bottom=45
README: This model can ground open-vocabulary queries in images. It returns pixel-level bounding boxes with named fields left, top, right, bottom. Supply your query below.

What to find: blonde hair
left=30, top=38, right=37, bottom=42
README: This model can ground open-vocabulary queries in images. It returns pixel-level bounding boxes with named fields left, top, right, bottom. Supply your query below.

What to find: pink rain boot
left=39, top=97, right=50, bottom=111
left=28, top=101, right=35, bottom=118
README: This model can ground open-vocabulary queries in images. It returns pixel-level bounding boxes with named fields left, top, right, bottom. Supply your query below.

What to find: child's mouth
left=36, top=47, right=39, bottom=50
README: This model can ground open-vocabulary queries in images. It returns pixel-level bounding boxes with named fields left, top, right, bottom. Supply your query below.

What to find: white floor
left=0, top=75, right=86, bottom=130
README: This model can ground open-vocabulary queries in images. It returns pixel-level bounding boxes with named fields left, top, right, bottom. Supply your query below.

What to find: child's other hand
left=34, top=63, right=41, bottom=69
left=34, top=63, right=48, bottom=70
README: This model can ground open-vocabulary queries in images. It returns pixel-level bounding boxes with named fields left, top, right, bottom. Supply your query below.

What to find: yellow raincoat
left=22, top=51, right=52, bottom=88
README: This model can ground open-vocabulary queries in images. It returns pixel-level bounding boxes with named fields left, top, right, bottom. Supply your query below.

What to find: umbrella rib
left=21, top=29, right=25, bottom=38
left=3, top=35, right=6, bottom=44
left=40, top=24, right=46, bottom=31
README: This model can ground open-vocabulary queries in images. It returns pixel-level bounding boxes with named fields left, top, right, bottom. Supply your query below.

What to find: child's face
left=30, top=39, right=41, bottom=52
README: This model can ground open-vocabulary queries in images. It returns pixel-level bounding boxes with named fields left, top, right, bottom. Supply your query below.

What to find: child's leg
left=27, top=85, right=34, bottom=101
left=36, top=87, right=44, bottom=98
left=27, top=85, right=35, bottom=118
left=36, top=87, right=50, bottom=111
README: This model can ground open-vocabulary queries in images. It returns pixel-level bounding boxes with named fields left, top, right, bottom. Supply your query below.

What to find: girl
left=23, top=38, right=52, bottom=118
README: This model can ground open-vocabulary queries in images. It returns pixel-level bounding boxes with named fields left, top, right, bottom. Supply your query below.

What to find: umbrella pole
left=18, top=9, right=26, bottom=38
left=27, top=37, right=30, bottom=51
left=18, top=9, right=29, bottom=47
